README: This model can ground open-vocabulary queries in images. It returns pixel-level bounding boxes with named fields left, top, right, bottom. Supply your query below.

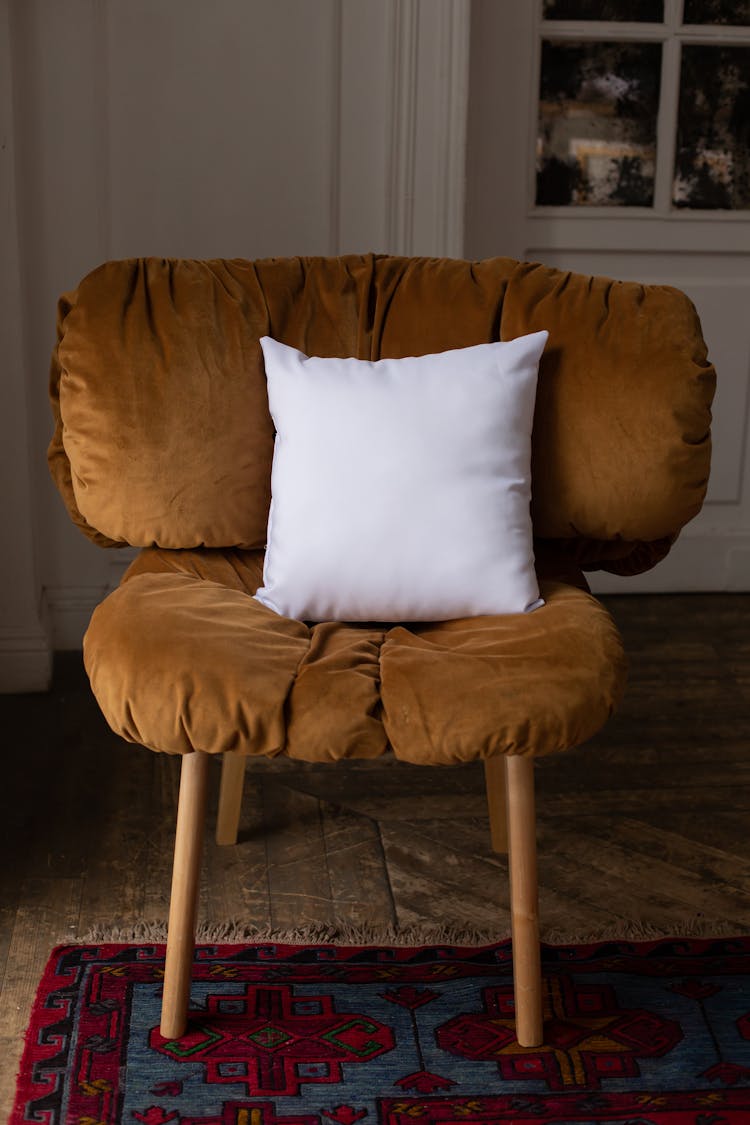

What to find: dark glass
left=543, top=0, right=664, bottom=20
left=673, top=45, right=750, bottom=209
left=683, top=0, right=750, bottom=25
left=536, top=40, right=662, bottom=206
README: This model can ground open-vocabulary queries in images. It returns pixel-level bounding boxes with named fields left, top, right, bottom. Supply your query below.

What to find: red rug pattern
left=11, top=936, right=750, bottom=1124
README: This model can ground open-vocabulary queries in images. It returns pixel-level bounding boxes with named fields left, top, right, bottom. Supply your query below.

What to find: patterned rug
left=11, top=936, right=750, bottom=1124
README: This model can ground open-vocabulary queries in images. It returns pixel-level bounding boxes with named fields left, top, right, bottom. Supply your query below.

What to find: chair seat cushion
left=83, top=549, right=626, bottom=764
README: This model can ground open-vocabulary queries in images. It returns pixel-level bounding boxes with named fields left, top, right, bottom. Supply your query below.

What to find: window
left=543, top=1, right=664, bottom=21
left=535, top=0, right=750, bottom=210
left=682, top=0, right=750, bottom=26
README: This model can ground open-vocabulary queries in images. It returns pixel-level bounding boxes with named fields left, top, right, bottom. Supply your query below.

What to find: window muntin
left=537, top=1, right=750, bottom=211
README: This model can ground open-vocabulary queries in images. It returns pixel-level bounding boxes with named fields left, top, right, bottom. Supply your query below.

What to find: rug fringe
left=541, top=917, right=744, bottom=944
left=80, top=915, right=745, bottom=946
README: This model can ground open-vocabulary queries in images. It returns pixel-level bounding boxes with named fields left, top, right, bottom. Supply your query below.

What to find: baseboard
left=42, top=550, right=137, bottom=650
left=589, top=532, right=750, bottom=595
left=0, top=628, right=53, bottom=692
left=42, top=585, right=108, bottom=650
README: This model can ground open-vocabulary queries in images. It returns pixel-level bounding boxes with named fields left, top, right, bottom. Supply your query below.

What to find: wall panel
left=3, top=0, right=469, bottom=670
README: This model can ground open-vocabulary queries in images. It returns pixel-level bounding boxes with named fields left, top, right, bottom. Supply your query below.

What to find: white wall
left=1, top=0, right=470, bottom=688
left=0, top=0, right=51, bottom=691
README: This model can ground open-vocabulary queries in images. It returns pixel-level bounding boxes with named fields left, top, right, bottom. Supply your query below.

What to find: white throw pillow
left=254, top=332, right=548, bottom=623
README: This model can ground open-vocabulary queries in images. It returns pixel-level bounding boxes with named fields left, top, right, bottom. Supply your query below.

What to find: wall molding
left=43, top=586, right=107, bottom=651
left=0, top=0, right=52, bottom=693
left=386, top=0, right=420, bottom=254
left=328, top=0, right=343, bottom=254
left=433, top=0, right=471, bottom=259
left=0, top=627, right=53, bottom=693
left=43, top=550, right=136, bottom=650
left=92, top=0, right=112, bottom=261
left=385, top=0, right=470, bottom=258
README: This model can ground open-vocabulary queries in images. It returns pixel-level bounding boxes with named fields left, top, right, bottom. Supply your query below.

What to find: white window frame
left=531, top=0, right=750, bottom=226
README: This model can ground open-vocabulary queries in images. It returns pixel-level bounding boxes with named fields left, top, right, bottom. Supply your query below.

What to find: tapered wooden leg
left=216, top=753, right=247, bottom=846
left=161, top=750, right=210, bottom=1040
left=484, top=756, right=508, bottom=853
left=505, top=754, right=543, bottom=1047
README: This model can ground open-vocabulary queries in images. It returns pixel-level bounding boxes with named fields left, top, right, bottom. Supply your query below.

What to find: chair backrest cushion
left=48, top=254, right=715, bottom=575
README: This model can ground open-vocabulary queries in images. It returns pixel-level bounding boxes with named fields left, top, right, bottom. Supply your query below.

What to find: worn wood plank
left=581, top=815, right=750, bottom=895
left=651, top=808, right=750, bottom=854
left=203, top=772, right=272, bottom=928
left=320, top=800, right=397, bottom=928
left=538, top=819, right=750, bottom=930
left=0, top=891, right=18, bottom=1043
left=380, top=819, right=512, bottom=930
left=379, top=815, right=631, bottom=936
left=77, top=745, right=155, bottom=930
left=538, top=786, right=750, bottom=815
left=142, top=751, right=183, bottom=923
left=262, top=778, right=336, bottom=930
left=282, top=761, right=483, bottom=809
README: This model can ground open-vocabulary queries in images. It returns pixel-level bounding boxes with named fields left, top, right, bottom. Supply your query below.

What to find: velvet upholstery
left=49, top=255, right=714, bottom=574
left=49, top=254, right=714, bottom=764
left=82, top=548, right=625, bottom=763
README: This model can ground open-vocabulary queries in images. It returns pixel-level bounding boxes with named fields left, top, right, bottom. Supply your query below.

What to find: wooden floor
left=1, top=593, right=749, bottom=1110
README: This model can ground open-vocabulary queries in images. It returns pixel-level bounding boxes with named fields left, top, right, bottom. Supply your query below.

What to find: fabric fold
left=83, top=555, right=626, bottom=764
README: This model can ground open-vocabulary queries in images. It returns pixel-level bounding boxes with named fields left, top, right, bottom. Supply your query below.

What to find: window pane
left=683, top=0, right=750, bottom=25
left=673, top=45, right=750, bottom=209
left=536, top=40, right=662, bottom=206
left=543, top=0, right=663, bottom=19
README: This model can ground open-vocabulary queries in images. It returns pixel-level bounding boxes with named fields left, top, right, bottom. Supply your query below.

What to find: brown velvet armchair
left=48, top=254, right=714, bottom=1048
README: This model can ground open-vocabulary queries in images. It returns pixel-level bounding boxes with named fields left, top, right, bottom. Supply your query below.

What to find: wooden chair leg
left=484, top=756, right=508, bottom=853
left=216, top=753, right=247, bottom=846
left=161, top=750, right=210, bottom=1040
left=505, top=754, right=543, bottom=1047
